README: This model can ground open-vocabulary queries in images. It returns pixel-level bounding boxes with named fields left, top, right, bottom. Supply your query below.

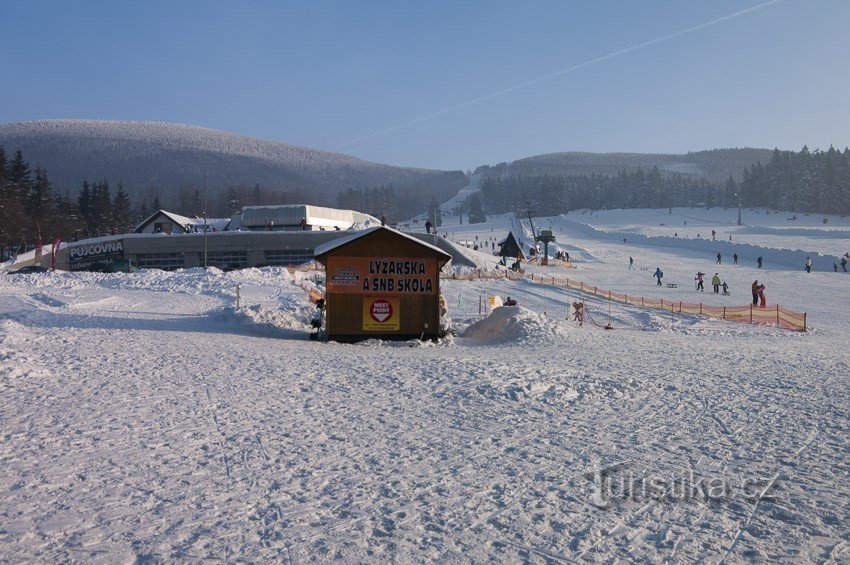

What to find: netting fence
left=444, top=269, right=807, bottom=332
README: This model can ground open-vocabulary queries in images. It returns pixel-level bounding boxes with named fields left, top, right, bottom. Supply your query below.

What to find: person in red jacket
left=751, top=280, right=760, bottom=306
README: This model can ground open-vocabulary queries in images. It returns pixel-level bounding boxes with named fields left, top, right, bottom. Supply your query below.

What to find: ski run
left=1, top=207, right=849, bottom=562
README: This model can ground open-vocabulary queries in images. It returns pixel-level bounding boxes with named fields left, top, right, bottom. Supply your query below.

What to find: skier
left=628, top=257, right=635, bottom=270
left=653, top=267, right=664, bottom=286
left=733, top=253, right=738, bottom=265
left=805, top=257, right=812, bottom=273
left=751, top=280, right=760, bottom=306
left=842, top=256, right=848, bottom=272
left=757, top=256, right=763, bottom=269
left=716, top=252, right=722, bottom=264
left=711, top=273, right=721, bottom=294
left=712, top=230, right=716, bottom=241
left=695, top=271, right=705, bottom=291
left=758, top=284, right=767, bottom=308
left=721, top=281, right=730, bottom=295
left=424, top=219, right=432, bottom=235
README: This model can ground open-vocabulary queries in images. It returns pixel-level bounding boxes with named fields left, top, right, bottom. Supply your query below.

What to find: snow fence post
left=723, top=306, right=726, bottom=319
left=699, top=303, right=702, bottom=315
left=679, top=302, right=682, bottom=313
left=776, top=304, right=780, bottom=325
left=750, top=304, right=753, bottom=323
left=803, top=312, right=807, bottom=331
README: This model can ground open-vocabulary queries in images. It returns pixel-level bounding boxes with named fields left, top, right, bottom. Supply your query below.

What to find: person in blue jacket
left=653, top=267, right=664, bottom=286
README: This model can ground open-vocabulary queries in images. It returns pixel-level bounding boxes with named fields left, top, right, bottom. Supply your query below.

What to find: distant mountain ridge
left=0, top=119, right=467, bottom=198
left=475, top=148, right=774, bottom=182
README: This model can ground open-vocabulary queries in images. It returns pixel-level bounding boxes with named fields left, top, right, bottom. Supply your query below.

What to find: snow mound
left=232, top=305, right=306, bottom=335
left=460, top=305, right=569, bottom=345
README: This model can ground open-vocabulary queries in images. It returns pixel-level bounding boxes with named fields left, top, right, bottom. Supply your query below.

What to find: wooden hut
left=314, top=227, right=452, bottom=342
left=497, top=231, right=525, bottom=259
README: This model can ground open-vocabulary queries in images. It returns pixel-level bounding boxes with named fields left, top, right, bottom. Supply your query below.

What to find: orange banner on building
left=326, top=257, right=438, bottom=295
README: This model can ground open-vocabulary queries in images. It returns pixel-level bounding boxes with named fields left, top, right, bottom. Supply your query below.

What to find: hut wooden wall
left=320, top=230, right=446, bottom=341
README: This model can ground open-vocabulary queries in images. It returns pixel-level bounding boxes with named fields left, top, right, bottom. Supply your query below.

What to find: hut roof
left=314, top=226, right=452, bottom=261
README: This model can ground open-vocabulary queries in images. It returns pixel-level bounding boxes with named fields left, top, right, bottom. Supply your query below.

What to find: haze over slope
left=476, top=148, right=774, bottom=182
left=0, top=119, right=467, bottom=199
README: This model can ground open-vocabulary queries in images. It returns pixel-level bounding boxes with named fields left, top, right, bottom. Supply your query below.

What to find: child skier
left=695, top=271, right=705, bottom=291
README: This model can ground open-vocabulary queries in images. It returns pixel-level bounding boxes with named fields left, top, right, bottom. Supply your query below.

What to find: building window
left=153, top=222, right=173, bottom=234
left=136, top=253, right=184, bottom=270
left=206, top=251, right=248, bottom=270
left=264, top=250, right=314, bottom=266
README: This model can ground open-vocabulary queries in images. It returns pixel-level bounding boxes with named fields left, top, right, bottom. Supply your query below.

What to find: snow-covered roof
left=239, top=204, right=379, bottom=229
left=134, top=210, right=230, bottom=233
left=314, top=226, right=452, bottom=260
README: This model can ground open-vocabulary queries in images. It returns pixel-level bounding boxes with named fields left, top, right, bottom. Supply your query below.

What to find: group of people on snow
left=694, top=271, right=729, bottom=295
left=554, top=250, right=570, bottom=262
left=751, top=280, right=767, bottom=307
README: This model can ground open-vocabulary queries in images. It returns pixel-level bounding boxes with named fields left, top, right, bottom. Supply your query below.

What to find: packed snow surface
left=1, top=208, right=848, bottom=562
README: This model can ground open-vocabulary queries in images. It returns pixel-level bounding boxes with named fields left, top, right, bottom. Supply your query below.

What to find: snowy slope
left=1, top=209, right=849, bottom=562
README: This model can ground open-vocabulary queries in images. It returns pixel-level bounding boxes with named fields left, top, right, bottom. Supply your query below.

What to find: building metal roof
left=314, top=226, right=452, bottom=261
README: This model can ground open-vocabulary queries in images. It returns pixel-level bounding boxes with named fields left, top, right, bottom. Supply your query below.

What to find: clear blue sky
left=1, top=0, right=848, bottom=171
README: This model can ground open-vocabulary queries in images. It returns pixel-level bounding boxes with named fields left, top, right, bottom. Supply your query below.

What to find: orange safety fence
left=442, top=269, right=807, bottom=331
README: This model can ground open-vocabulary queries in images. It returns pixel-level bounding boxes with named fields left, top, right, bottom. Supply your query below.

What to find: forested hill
left=0, top=120, right=467, bottom=211
left=475, top=148, right=774, bottom=182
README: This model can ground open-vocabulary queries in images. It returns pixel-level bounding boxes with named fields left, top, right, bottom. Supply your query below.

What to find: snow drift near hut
left=459, top=305, right=569, bottom=344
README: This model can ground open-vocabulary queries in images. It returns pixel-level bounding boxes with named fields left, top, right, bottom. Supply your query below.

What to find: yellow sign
left=362, top=296, right=400, bottom=331
left=327, top=257, right=438, bottom=295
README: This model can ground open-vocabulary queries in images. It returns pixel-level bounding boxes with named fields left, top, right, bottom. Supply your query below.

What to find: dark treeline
left=335, top=185, right=446, bottom=224
left=740, top=147, right=850, bottom=214
left=1, top=147, right=102, bottom=257
left=1, top=145, right=436, bottom=257
left=483, top=146, right=850, bottom=217
left=336, top=185, right=399, bottom=223
left=481, top=167, right=726, bottom=216
left=0, top=146, right=327, bottom=256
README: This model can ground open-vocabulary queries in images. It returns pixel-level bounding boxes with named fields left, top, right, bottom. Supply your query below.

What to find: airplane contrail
left=331, top=0, right=781, bottom=151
